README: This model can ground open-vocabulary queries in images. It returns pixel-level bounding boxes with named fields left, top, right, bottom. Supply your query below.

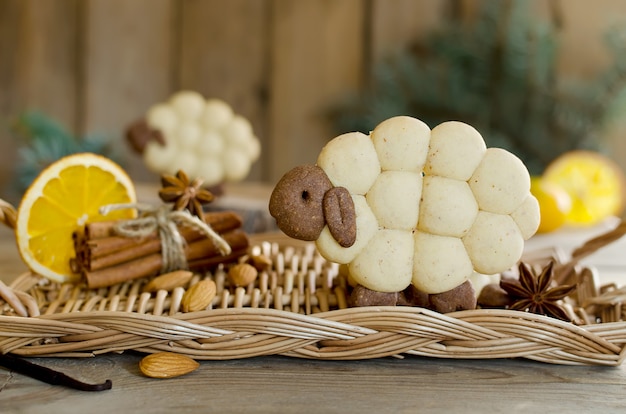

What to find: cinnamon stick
left=86, top=227, right=200, bottom=271
left=84, top=230, right=249, bottom=289
left=85, top=233, right=159, bottom=259
left=81, top=211, right=242, bottom=258
left=84, top=220, right=120, bottom=239
left=88, top=238, right=163, bottom=271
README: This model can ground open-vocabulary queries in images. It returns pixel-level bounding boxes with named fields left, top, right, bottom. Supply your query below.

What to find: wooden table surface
left=2, top=222, right=626, bottom=413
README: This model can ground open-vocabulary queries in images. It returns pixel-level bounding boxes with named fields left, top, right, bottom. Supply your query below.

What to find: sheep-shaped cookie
left=269, top=116, right=540, bottom=311
left=127, top=91, right=261, bottom=187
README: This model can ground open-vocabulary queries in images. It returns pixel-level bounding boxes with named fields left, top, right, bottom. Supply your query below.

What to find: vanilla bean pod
left=0, top=354, right=112, bottom=391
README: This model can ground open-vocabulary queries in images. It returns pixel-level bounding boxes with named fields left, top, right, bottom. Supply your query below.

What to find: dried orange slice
left=15, top=153, right=136, bottom=283
left=542, top=150, right=626, bottom=226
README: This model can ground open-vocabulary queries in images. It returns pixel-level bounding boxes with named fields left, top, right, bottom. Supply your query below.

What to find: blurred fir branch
left=331, top=0, right=626, bottom=174
left=10, top=111, right=118, bottom=192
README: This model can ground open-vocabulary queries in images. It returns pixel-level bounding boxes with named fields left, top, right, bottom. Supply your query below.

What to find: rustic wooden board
left=269, top=0, right=365, bottom=181
left=178, top=0, right=270, bottom=182
left=369, top=0, right=448, bottom=63
left=0, top=0, right=80, bottom=201
left=1, top=352, right=625, bottom=412
left=82, top=0, right=175, bottom=182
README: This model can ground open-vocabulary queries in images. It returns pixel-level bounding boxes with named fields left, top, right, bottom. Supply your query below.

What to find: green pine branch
left=10, top=111, right=118, bottom=192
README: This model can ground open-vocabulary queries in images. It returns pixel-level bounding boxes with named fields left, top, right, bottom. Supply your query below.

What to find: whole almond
left=248, top=254, right=272, bottom=271
left=228, top=263, right=258, bottom=287
left=143, top=270, right=194, bottom=293
left=139, top=352, right=199, bottom=378
left=181, top=279, right=216, bottom=312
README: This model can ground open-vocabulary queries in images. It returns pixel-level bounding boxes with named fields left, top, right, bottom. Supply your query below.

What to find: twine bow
left=99, top=203, right=231, bottom=273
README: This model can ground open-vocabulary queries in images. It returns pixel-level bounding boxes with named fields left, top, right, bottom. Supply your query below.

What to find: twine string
left=99, top=203, right=231, bottom=273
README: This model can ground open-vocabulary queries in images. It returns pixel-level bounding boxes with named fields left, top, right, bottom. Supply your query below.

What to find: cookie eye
left=301, top=190, right=310, bottom=201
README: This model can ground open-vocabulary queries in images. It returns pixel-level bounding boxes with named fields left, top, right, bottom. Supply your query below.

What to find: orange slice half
left=15, top=153, right=136, bottom=283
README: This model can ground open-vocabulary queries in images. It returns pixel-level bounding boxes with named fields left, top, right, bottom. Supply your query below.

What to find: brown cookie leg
left=397, top=285, right=430, bottom=307
left=429, top=281, right=477, bottom=313
left=477, top=283, right=512, bottom=308
left=350, top=285, right=398, bottom=307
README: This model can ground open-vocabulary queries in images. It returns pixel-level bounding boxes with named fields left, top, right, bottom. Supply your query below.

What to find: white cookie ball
left=317, top=132, right=381, bottom=195
left=170, top=91, right=205, bottom=120
left=244, top=135, right=261, bottom=161
left=469, top=148, right=531, bottom=214
left=197, top=156, right=224, bottom=186
left=462, top=211, right=524, bottom=275
left=425, top=121, right=486, bottom=180
left=349, top=229, right=414, bottom=292
left=146, top=104, right=178, bottom=135
left=170, top=151, right=199, bottom=177
left=144, top=140, right=178, bottom=173
left=223, top=148, right=251, bottom=182
left=198, top=130, right=225, bottom=155
left=316, top=195, right=378, bottom=264
left=200, top=99, right=234, bottom=130
left=366, top=171, right=422, bottom=230
left=176, top=121, right=202, bottom=149
left=510, top=195, right=541, bottom=240
left=222, top=115, right=254, bottom=147
left=418, top=176, right=478, bottom=238
left=370, top=116, right=431, bottom=172
left=412, top=231, right=473, bottom=294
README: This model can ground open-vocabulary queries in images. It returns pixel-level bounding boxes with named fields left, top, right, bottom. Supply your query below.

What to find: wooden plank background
left=1, top=0, right=626, bottom=203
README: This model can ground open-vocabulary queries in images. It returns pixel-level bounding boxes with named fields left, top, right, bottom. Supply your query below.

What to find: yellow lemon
left=542, top=150, right=626, bottom=226
left=530, top=177, right=572, bottom=233
left=15, top=153, right=136, bottom=283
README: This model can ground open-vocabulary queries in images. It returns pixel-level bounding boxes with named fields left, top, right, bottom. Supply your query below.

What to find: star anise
left=500, top=261, right=577, bottom=321
left=159, top=170, right=214, bottom=221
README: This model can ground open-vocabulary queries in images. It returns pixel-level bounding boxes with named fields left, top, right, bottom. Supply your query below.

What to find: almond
left=228, top=263, right=258, bottom=287
left=139, top=352, right=199, bottom=378
left=143, top=270, right=194, bottom=293
left=248, top=254, right=272, bottom=271
left=181, top=279, right=216, bottom=312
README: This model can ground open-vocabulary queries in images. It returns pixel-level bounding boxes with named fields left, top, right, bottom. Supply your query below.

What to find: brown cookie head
left=126, top=118, right=165, bottom=153
left=269, top=165, right=333, bottom=241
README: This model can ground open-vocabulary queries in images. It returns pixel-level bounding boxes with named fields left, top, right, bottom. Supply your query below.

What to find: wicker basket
left=2, top=232, right=626, bottom=366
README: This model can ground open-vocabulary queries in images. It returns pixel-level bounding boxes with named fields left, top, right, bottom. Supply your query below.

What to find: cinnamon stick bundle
left=84, top=230, right=249, bottom=289
left=73, top=211, right=249, bottom=289
left=77, top=212, right=242, bottom=271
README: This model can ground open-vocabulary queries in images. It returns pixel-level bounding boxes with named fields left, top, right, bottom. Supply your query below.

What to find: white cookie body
left=143, top=91, right=261, bottom=186
left=313, top=116, right=539, bottom=295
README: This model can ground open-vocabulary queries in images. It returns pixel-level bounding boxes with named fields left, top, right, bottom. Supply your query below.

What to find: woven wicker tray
left=2, top=232, right=626, bottom=366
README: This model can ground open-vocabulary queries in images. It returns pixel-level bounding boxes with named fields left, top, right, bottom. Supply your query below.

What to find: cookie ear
left=269, top=165, right=332, bottom=241
left=322, top=186, right=356, bottom=247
